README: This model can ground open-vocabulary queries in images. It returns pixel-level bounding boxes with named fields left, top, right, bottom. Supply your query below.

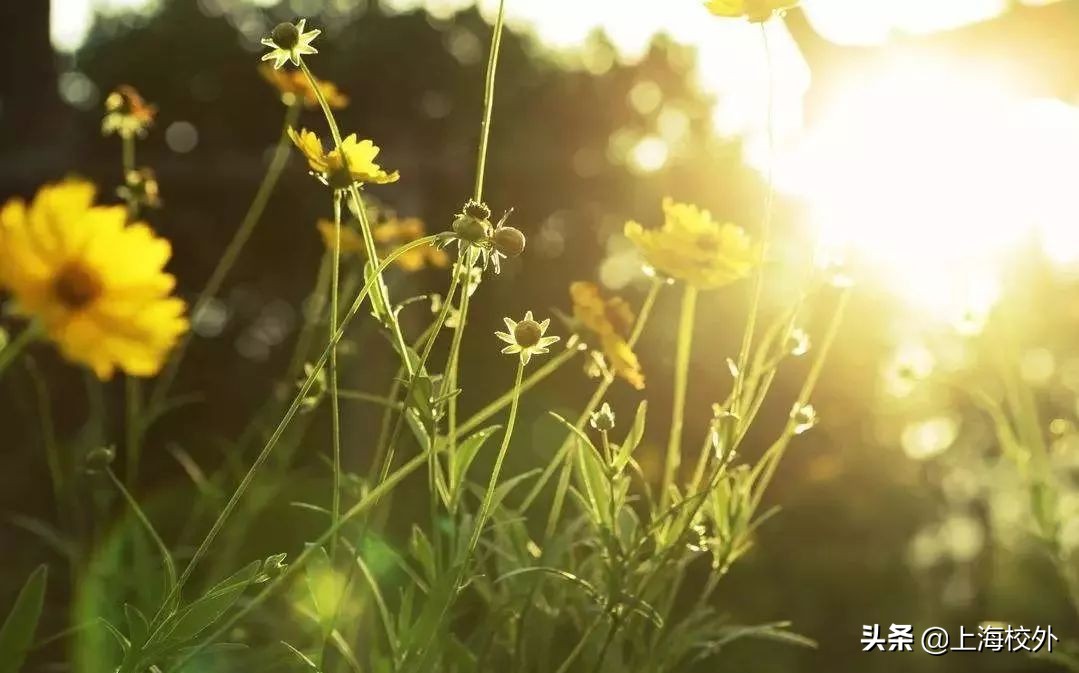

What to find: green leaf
left=614, top=401, right=648, bottom=472
left=451, top=425, right=501, bottom=495
left=0, top=565, right=47, bottom=673
left=409, top=526, right=437, bottom=584
left=160, top=560, right=260, bottom=644
left=124, top=603, right=148, bottom=648
left=282, top=640, right=321, bottom=671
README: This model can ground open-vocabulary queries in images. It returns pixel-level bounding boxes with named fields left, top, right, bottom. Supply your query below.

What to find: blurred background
left=2, top=0, right=1079, bottom=671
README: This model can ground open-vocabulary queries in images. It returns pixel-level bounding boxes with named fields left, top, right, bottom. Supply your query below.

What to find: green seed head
left=453, top=214, right=491, bottom=244
left=514, top=319, right=543, bottom=348
left=85, top=445, right=116, bottom=473
left=590, top=403, right=616, bottom=432
left=271, top=22, right=300, bottom=50
left=464, top=200, right=491, bottom=221
left=492, top=226, right=526, bottom=258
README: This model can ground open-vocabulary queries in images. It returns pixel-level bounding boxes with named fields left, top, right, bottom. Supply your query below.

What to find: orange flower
left=314, top=216, right=448, bottom=272
left=259, top=65, right=348, bottom=109
left=570, top=282, right=645, bottom=390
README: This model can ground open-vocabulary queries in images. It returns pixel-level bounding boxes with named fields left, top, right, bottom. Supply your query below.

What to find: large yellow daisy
left=624, top=198, right=757, bottom=290
left=0, top=180, right=188, bottom=379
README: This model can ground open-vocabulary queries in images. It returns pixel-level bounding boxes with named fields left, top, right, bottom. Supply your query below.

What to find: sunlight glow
left=777, top=53, right=1079, bottom=321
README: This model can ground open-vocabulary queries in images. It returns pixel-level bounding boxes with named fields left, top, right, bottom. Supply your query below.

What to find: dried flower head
left=288, top=127, right=399, bottom=189
left=102, top=85, right=156, bottom=138
left=259, top=64, right=348, bottom=109
left=261, top=19, right=321, bottom=70
left=495, top=311, right=560, bottom=365
left=790, top=402, right=818, bottom=435
left=0, top=180, right=188, bottom=379
left=569, top=282, right=645, bottom=390
left=625, top=198, right=757, bottom=289
left=487, top=210, right=523, bottom=274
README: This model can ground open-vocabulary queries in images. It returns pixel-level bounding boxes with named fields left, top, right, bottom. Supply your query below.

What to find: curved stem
left=660, top=284, right=697, bottom=507
left=125, top=376, right=142, bottom=487
left=446, top=250, right=477, bottom=462
left=0, top=324, right=39, bottom=381
left=463, top=357, right=525, bottom=561
left=152, top=102, right=302, bottom=408
left=458, top=346, right=578, bottom=437
left=161, top=235, right=437, bottom=609
left=106, top=467, right=177, bottom=591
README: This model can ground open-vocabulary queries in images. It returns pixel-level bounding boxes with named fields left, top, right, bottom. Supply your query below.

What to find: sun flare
left=777, top=52, right=1079, bottom=323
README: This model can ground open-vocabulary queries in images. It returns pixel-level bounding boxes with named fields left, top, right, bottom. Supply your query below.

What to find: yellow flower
left=315, top=217, right=449, bottom=271
left=624, top=198, right=757, bottom=290
left=316, top=219, right=366, bottom=256
left=705, top=0, right=797, bottom=22
left=0, top=180, right=188, bottom=379
left=260, top=19, right=321, bottom=70
left=378, top=217, right=450, bottom=272
left=259, top=65, right=348, bottom=109
left=288, top=127, right=400, bottom=190
left=102, top=85, right=156, bottom=138
left=570, top=282, right=645, bottom=390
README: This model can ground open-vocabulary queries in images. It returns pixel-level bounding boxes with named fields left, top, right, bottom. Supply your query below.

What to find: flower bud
left=589, top=402, right=616, bottom=432
left=271, top=22, right=301, bottom=50
left=85, top=445, right=116, bottom=473
left=492, top=226, right=526, bottom=258
left=513, top=319, right=543, bottom=348
left=452, top=214, right=490, bottom=244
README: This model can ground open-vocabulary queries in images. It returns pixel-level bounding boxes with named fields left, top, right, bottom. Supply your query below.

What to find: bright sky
left=52, top=0, right=1079, bottom=320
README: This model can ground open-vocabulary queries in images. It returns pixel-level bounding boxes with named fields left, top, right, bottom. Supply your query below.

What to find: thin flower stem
left=750, top=286, right=851, bottom=513
left=661, top=284, right=698, bottom=507
left=26, top=358, right=66, bottom=524
left=542, top=279, right=661, bottom=538
left=554, top=613, right=604, bottom=673
left=458, top=346, right=578, bottom=437
left=152, top=102, right=302, bottom=409
left=446, top=250, right=477, bottom=461
left=162, top=235, right=437, bottom=608
left=473, top=0, right=507, bottom=203
left=125, top=376, right=142, bottom=487
left=731, top=24, right=776, bottom=419
left=285, top=252, right=333, bottom=386
left=0, top=324, right=39, bottom=380
left=121, top=134, right=138, bottom=221
left=337, top=390, right=401, bottom=409
left=329, top=192, right=344, bottom=558
left=166, top=449, right=429, bottom=673
left=463, top=357, right=525, bottom=561
left=297, top=57, right=414, bottom=378
left=106, top=467, right=177, bottom=591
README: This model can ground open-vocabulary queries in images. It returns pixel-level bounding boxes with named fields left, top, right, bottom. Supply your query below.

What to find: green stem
left=458, top=346, right=578, bottom=437
left=0, top=324, right=39, bottom=380
left=463, top=357, right=525, bottom=561
left=731, top=24, right=776, bottom=418
left=152, top=102, right=302, bottom=409
left=661, top=284, right=698, bottom=507
left=543, top=279, right=660, bottom=539
left=473, top=0, right=508, bottom=203
left=296, top=57, right=414, bottom=378
left=329, top=192, right=343, bottom=558
left=106, top=467, right=177, bottom=591
left=750, top=287, right=850, bottom=513
left=554, top=613, right=604, bottom=673
left=121, top=134, right=137, bottom=221
left=161, top=236, right=437, bottom=608
left=166, top=450, right=429, bottom=673
left=125, top=376, right=142, bottom=487
left=446, top=251, right=478, bottom=462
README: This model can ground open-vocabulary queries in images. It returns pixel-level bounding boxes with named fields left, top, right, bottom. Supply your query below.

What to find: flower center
left=514, top=320, right=543, bottom=348
left=697, top=233, right=720, bottom=252
left=54, top=262, right=103, bottom=310
left=271, top=22, right=300, bottom=50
